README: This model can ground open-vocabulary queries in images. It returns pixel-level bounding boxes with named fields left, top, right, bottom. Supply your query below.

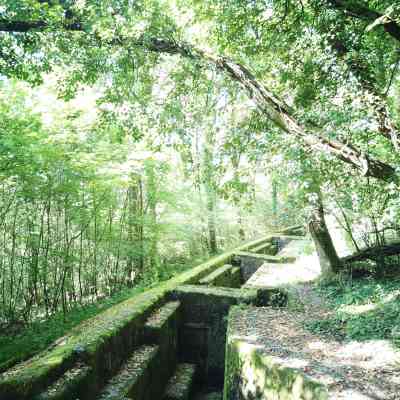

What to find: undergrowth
left=0, top=258, right=200, bottom=373
left=0, top=285, right=147, bottom=373
left=305, top=276, right=400, bottom=345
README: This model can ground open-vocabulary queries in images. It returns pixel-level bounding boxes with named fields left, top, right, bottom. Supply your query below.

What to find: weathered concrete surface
left=143, top=301, right=181, bottom=387
left=33, top=363, right=93, bottom=400
left=244, top=262, right=298, bottom=289
left=277, top=239, right=310, bottom=259
left=234, top=252, right=295, bottom=282
left=199, top=265, right=242, bottom=288
left=224, top=306, right=400, bottom=400
left=164, top=363, right=197, bottom=400
left=170, top=285, right=259, bottom=384
left=97, top=345, right=161, bottom=400
left=250, top=242, right=278, bottom=255
left=242, top=238, right=315, bottom=289
left=276, top=225, right=305, bottom=236
left=224, top=307, right=328, bottom=400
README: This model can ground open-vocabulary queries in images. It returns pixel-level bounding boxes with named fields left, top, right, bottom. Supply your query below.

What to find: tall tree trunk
left=203, top=129, right=218, bottom=254
left=145, top=161, right=159, bottom=277
left=308, top=192, right=342, bottom=278
left=126, top=174, right=144, bottom=285
left=206, top=188, right=217, bottom=254
left=272, top=178, right=278, bottom=227
left=232, top=155, right=246, bottom=241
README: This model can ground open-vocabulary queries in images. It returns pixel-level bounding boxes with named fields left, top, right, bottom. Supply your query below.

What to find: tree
left=0, top=1, right=397, bottom=181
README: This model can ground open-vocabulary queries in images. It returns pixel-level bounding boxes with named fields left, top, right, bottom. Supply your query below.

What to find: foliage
left=0, top=76, right=280, bottom=330
left=305, top=277, right=400, bottom=345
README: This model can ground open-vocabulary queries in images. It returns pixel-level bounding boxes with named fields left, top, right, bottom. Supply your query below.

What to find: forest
left=1, top=0, right=400, bottom=391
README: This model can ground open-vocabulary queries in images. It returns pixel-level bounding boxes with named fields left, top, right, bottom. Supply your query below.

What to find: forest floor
left=242, top=239, right=400, bottom=399
left=291, top=281, right=400, bottom=398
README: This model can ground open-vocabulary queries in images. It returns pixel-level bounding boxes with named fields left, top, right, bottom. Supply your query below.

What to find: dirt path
left=241, top=239, right=400, bottom=399
left=280, top=281, right=400, bottom=399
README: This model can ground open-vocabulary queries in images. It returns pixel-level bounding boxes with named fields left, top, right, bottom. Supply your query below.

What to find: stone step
left=163, top=363, right=197, bottom=400
left=250, top=242, right=277, bottom=255
left=97, top=345, right=160, bottom=400
left=143, top=300, right=181, bottom=344
left=193, top=391, right=222, bottom=400
left=143, top=300, right=180, bottom=385
left=34, top=363, right=93, bottom=400
left=233, top=251, right=295, bottom=263
left=199, top=264, right=241, bottom=288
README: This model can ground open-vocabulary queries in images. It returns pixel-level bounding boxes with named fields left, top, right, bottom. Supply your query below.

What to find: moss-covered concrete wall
left=171, top=285, right=259, bottom=385
left=251, top=242, right=278, bottom=255
left=199, top=265, right=242, bottom=288
left=0, top=235, right=273, bottom=400
left=223, top=307, right=328, bottom=400
left=234, top=252, right=295, bottom=282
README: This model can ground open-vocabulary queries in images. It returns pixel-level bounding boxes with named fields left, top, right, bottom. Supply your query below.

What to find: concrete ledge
left=143, top=301, right=180, bottom=383
left=234, top=252, right=296, bottom=282
left=171, top=285, right=259, bottom=384
left=250, top=242, right=277, bottom=255
left=224, top=307, right=328, bottom=400
left=199, top=265, right=241, bottom=288
left=97, top=345, right=160, bottom=400
left=164, top=363, right=197, bottom=400
left=275, top=225, right=305, bottom=236
left=233, top=252, right=295, bottom=263
left=33, top=363, right=93, bottom=400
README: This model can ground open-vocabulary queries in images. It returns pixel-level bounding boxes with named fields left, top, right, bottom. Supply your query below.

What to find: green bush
left=305, top=277, right=400, bottom=345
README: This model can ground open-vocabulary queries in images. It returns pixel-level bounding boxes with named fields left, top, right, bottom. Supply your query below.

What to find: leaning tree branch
left=0, top=19, right=397, bottom=181
left=326, top=0, right=400, bottom=44
left=329, top=36, right=400, bottom=151
left=0, top=19, right=83, bottom=32
left=342, top=241, right=400, bottom=263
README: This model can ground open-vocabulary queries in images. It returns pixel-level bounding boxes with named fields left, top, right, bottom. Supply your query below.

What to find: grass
left=0, top=285, right=148, bottom=373
left=305, top=276, right=400, bottom=345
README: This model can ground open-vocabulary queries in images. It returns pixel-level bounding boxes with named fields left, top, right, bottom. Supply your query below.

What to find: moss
left=97, top=345, right=160, bottom=400
left=251, top=242, right=278, bottom=255
left=275, top=225, right=305, bottom=236
left=223, top=306, right=329, bottom=400
left=164, top=363, right=197, bottom=400
left=251, top=287, right=288, bottom=307
left=199, top=264, right=242, bottom=288
left=143, top=300, right=180, bottom=386
left=0, top=285, right=147, bottom=374
left=232, top=342, right=327, bottom=400
left=33, top=363, right=93, bottom=400
left=172, top=285, right=259, bottom=303
left=172, top=285, right=259, bottom=384
left=234, top=251, right=296, bottom=263
left=0, top=236, right=273, bottom=400
left=229, top=267, right=242, bottom=288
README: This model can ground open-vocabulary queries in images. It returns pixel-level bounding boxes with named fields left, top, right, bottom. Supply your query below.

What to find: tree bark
left=325, top=1, right=400, bottom=43
left=203, top=129, right=218, bottom=254
left=342, top=242, right=400, bottom=263
left=272, top=178, right=278, bottom=226
left=308, top=192, right=342, bottom=278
